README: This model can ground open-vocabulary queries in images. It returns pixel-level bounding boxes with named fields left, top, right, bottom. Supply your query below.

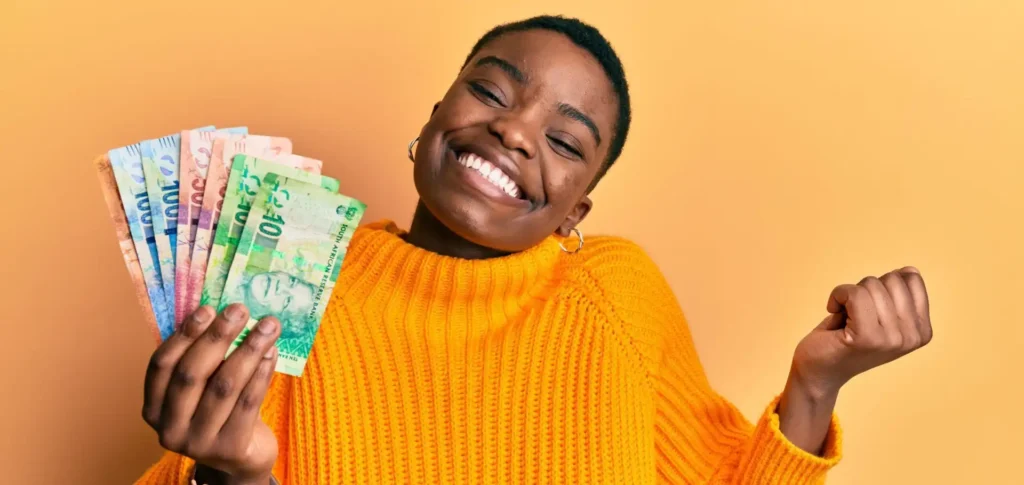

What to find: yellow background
left=2, top=1, right=1020, bottom=483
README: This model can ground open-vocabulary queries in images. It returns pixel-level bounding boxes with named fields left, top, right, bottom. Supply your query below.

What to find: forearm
left=193, top=464, right=275, bottom=485
left=777, top=371, right=839, bottom=456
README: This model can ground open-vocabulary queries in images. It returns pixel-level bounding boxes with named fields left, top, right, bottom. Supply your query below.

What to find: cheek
left=299, top=289, right=314, bottom=310
left=431, top=87, right=490, bottom=130
left=265, top=296, right=281, bottom=310
left=544, top=163, right=596, bottom=208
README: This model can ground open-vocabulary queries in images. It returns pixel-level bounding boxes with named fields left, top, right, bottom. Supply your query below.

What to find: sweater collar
left=338, top=220, right=563, bottom=318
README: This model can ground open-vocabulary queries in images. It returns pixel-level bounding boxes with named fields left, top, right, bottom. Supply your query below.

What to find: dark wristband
left=188, top=466, right=279, bottom=485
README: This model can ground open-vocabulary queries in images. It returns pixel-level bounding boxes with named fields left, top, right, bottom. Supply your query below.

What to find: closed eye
left=469, top=81, right=505, bottom=107
left=548, top=136, right=583, bottom=159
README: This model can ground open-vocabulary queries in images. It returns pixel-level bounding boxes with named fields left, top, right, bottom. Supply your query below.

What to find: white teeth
left=456, top=151, right=522, bottom=199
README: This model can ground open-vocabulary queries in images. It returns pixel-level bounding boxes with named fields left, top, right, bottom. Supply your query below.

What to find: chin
left=413, top=188, right=540, bottom=254
left=412, top=138, right=553, bottom=252
left=421, top=188, right=515, bottom=249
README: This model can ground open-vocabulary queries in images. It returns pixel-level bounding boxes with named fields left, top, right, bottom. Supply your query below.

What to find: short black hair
left=462, top=15, right=631, bottom=184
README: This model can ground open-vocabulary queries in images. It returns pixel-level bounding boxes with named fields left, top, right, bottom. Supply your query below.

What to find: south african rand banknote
left=108, top=143, right=175, bottom=339
left=175, top=127, right=248, bottom=325
left=140, top=126, right=215, bottom=323
left=219, top=172, right=366, bottom=376
left=199, top=154, right=334, bottom=311
left=183, top=135, right=293, bottom=320
left=95, top=155, right=162, bottom=344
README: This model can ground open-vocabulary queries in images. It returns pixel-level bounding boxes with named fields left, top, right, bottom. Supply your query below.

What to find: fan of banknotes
left=94, top=126, right=366, bottom=377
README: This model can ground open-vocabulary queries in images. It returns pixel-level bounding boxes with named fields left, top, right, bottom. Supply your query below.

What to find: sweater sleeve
left=134, top=372, right=295, bottom=485
left=581, top=237, right=842, bottom=484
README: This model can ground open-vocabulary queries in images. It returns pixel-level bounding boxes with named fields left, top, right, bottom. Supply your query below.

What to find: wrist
left=786, top=361, right=844, bottom=403
left=778, top=372, right=840, bottom=455
left=781, top=374, right=838, bottom=415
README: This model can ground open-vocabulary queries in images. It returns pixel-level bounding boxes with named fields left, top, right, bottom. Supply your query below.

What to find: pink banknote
left=174, top=128, right=247, bottom=325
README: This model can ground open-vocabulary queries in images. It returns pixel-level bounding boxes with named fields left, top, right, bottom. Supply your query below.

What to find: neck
left=404, top=201, right=511, bottom=260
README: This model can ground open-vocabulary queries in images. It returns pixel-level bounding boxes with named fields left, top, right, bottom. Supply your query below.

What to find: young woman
left=136, top=15, right=932, bottom=485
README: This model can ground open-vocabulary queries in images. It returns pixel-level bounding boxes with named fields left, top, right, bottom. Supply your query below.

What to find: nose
left=487, top=111, right=538, bottom=160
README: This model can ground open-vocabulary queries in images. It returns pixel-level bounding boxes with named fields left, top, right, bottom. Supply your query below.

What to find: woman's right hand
left=142, top=303, right=281, bottom=483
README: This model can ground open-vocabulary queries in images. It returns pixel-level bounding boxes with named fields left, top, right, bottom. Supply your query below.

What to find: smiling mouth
left=454, top=151, right=526, bottom=200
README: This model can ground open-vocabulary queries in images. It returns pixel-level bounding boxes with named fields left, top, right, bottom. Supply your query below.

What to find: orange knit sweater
left=136, top=220, right=842, bottom=484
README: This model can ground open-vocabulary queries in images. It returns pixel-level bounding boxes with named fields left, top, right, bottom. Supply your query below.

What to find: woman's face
left=413, top=29, right=619, bottom=253
left=244, top=271, right=315, bottom=326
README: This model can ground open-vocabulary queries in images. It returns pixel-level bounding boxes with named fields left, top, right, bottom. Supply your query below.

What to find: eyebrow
left=475, top=55, right=527, bottom=84
left=475, top=55, right=602, bottom=146
left=558, top=103, right=602, bottom=146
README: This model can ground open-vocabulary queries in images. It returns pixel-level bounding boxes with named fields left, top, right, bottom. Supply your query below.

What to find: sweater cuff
left=736, top=396, right=843, bottom=484
left=179, top=457, right=197, bottom=485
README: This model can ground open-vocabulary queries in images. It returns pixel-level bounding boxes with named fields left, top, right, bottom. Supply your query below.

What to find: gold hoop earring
left=559, top=228, right=584, bottom=254
left=408, top=137, right=419, bottom=162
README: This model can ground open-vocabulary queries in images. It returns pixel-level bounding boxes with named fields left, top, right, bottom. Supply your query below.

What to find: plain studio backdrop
left=2, top=1, right=1021, bottom=483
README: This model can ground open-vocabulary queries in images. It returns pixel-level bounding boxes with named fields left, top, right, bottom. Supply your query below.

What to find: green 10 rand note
left=199, top=154, right=336, bottom=310
left=218, top=172, right=366, bottom=376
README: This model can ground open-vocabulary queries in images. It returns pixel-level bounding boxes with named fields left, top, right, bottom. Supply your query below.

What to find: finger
left=219, top=345, right=278, bottom=447
left=189, top=317, right=281, bottom=446
left=900, top=267, right=933, bottom=345
left=159, top=304, right=250, bottom=448
left=828, top=284, right=879, bottom=343
left=858, top=277, right=897, bottom=329
left=143, top=306, right=217, bottom=430
left=826, top=284, right=854, bottom=314
left=860, top=276, right=905, bottom=350
left=899, top=266, right=930, bottom=319
left=881, top=270, right=918, bottom=350
left=880, top=270, right=914, bottom=319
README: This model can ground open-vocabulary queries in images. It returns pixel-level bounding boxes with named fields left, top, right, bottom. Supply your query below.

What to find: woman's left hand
left=789, top=266, right=934, bottom=399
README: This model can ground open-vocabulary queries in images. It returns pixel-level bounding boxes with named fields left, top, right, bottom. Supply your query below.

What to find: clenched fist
left=791, top=267, right=933, bottom=397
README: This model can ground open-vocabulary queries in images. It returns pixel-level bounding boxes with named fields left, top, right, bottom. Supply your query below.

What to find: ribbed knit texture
left=136, top=220, right=841, bottom=484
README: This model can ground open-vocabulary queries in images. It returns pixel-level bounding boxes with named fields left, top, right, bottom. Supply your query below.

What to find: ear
left=556, top=196, right=593, bottom=237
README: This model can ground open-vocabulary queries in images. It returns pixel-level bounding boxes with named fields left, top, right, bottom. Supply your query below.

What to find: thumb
left=816, top=312, right=845, bottom=331
left=815, top=312, right=856, bottom=346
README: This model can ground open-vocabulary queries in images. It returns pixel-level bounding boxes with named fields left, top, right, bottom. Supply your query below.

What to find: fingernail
left=257, top=318, right=278, bottom=335
left=194, top=306, right=215, bottom=322
left=264, top=345, right=277, bottom=359
left=188, top=306, right=216, bottom=329
left=225, top=304, right=247, bottom=321
left=901, top=266, right=920, bottom=274
left=180, top=306, right=215, bottom=335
